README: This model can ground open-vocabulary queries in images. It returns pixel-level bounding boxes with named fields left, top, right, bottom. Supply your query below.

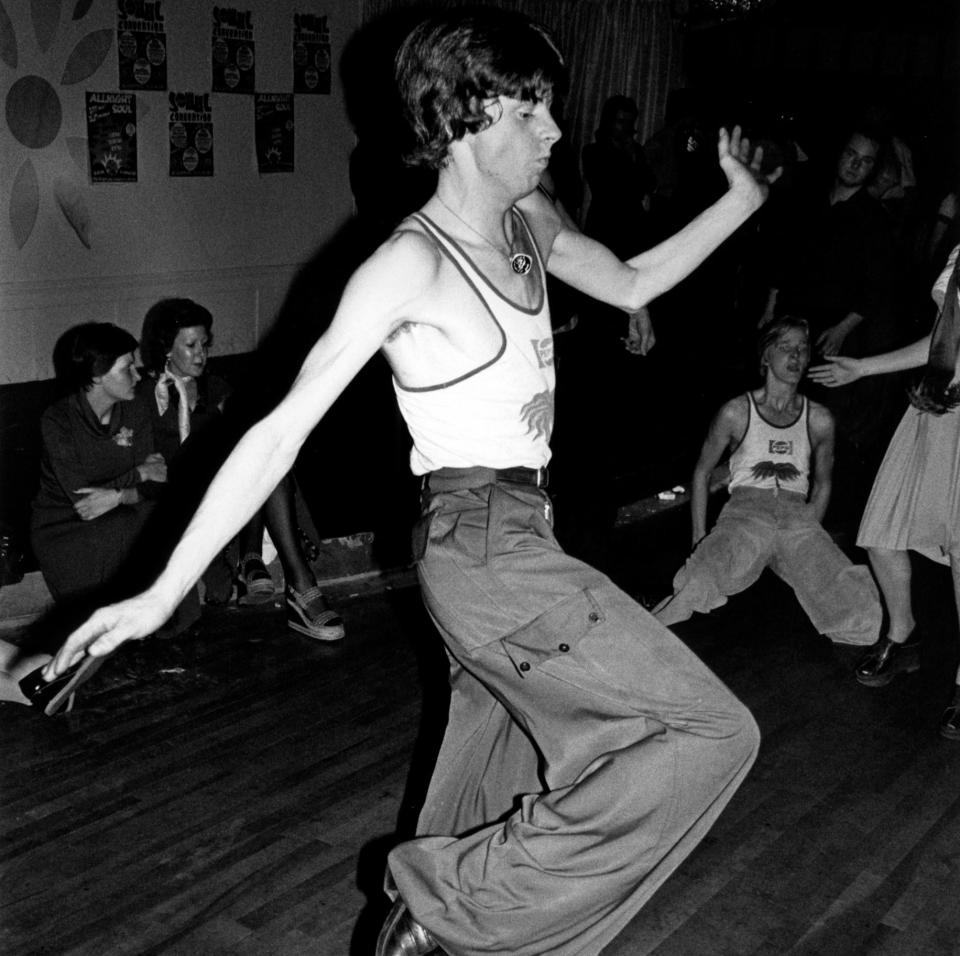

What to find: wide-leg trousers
left=388, top=480, right=760, bottom=956
left=654, top=487, right=880, bottom=645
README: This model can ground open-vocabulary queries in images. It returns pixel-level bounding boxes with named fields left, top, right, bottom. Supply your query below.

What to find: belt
left=423, top=466, right=550, bottom=494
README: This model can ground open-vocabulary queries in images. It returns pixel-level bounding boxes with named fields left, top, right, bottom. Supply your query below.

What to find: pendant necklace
left=435, top=196, right=533, bottom=276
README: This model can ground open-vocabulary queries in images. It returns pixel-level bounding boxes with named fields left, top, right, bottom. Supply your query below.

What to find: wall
left=0, top=0, right=362, bottom=384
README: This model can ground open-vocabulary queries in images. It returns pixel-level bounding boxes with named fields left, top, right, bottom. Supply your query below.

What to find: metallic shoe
left=375, top=899, right=439, bottom=956
left=939, top=688, right=960, bottom=741
left=855, top=633, right=921, bottom=687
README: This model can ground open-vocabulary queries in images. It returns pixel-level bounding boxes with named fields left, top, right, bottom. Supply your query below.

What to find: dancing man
left=41, top=12, right=779, bottom=955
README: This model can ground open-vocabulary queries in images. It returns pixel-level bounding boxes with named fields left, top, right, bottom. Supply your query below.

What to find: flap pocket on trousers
left=501, top=587, right=605, bottom=678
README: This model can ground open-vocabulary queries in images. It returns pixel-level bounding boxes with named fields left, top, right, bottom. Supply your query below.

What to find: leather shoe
left=375, top=899, right=439, bottom=956
left=855, top=632, right=921, bottom=687
left=939, top=688, right=960, bottom=740
left=19, top=654, right=105, bottom=716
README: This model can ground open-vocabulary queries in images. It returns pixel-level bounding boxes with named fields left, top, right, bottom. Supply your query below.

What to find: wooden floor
left=3, top=515, right=960, bottom=956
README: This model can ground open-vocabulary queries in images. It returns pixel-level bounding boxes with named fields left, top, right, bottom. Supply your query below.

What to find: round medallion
left=510, top=253, right=532, bottom=276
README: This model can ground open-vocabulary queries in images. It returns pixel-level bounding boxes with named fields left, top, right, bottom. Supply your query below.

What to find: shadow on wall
left=233, top=10, right=441, bottom=569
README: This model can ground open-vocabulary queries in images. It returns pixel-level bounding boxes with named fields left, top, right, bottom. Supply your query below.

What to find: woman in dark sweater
left=31, top=323, right=166, bottom=602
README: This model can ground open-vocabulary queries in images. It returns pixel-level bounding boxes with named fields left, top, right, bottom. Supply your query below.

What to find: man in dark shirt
left=760, top=127, right=901, bottom=513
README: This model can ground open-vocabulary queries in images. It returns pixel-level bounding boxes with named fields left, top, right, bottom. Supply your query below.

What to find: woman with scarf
left=810, top=244, right=960, bottom=739
left=139, top=299, right=344, bottom=641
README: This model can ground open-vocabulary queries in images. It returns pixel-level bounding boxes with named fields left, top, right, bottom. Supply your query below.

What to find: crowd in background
left=547, top=90, right=957, bottom=560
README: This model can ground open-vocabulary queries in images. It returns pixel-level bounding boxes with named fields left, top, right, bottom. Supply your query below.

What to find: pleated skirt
left=857, top=405, right=960, bottom=565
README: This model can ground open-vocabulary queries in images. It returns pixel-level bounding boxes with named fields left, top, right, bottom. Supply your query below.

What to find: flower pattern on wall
left=2, top=0, right=113, bottom=248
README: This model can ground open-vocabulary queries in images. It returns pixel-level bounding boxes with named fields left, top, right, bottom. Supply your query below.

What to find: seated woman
left=31, top=323, right=166, bottom=603
left=21, top=323, right=169, bottom=713
left=139, top=298, right=344, bottom=640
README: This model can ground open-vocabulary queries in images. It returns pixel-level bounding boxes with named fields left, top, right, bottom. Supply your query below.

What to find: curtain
left=359, top=0, right=683, bottom=179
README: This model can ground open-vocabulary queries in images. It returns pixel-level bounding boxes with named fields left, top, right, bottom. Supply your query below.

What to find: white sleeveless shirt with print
left=728, top=392, right=811, bottom=497
left=392, top=210, right=555, bottom=475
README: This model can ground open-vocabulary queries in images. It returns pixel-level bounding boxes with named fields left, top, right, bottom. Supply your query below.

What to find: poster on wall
left=117, top=0, right=167, bottom=91
left=169, top=92, right=214, bottom=177
left=212, top=7, right=255, bottom=93
left=255, top=94, right=294, bottom=174
left=86, top=92, right=138, bottom=183
left=293, top=12, right=331, bottom=94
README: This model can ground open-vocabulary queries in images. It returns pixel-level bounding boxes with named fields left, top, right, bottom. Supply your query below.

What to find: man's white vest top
left=728, top=392, right=811, bottom=497
left=393, top=210, right=555, bottom=475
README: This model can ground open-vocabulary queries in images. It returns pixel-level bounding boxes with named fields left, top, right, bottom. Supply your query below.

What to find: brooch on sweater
left=113, top=427, right=134, bottom=447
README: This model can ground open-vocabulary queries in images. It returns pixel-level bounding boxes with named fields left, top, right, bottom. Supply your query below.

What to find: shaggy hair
left=396, top=10, right=566, bottom=170
left=757, top=315, right=810, bottom=376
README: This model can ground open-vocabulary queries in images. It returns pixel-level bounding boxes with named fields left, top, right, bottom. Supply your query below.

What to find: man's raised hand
left=718, top=126, right=782, bottom=202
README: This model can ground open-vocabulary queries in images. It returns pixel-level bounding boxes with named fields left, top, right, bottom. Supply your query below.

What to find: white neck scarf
left=154, top=368, right=193, bottom=443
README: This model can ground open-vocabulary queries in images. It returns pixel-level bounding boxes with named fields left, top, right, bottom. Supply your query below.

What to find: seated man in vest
left=654, top=315, right=881, bottom=645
